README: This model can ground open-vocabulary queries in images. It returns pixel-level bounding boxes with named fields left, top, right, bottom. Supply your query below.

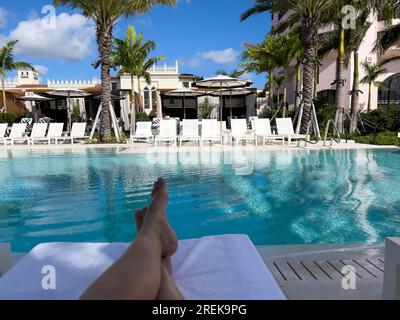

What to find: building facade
left=272, top=12, right=400, bottom=111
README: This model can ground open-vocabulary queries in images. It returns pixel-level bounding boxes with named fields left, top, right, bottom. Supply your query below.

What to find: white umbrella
left=193, top=75, right=252, bottom=129
left=47, top=88, right=90, bottom=131
left=164, top=88, right=205, bottom=119
left=17, top=94, right=54, bottom=123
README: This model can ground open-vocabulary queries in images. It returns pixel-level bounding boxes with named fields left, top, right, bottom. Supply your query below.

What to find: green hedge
left=0, top=113, right=23, bottom=124
left=344, top=131, right=399, bottom=146
left=359, top=109, right=400, bottom=133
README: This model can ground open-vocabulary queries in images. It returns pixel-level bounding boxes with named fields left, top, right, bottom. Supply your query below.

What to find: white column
left=156, top=91, right=163, bottom=119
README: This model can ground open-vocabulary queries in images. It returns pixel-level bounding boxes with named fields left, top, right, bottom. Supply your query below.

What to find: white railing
left=47, top=79, right=100, bottom=88
left=4, top=79, right=18, bottom=88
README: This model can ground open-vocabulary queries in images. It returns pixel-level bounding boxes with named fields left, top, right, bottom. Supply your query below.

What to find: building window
left=111, top=82, right=118, bottom=90
left=144, top=88, right=150, bottom=109
left=378, top=73, right=400, bottom=110
left=151, top=87, right=157, bottom=109
left=183, top=82, right=190, bottom=88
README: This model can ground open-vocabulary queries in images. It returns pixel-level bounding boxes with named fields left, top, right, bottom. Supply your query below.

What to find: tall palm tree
left=374, top=0, right=400, bottom=53
left=361, top=62, right=387, bottom=111
left=54, top=0, right=176, bottom=141
left=270, top=31, right=303, bottom=117
left=240, top=36, right=277, bottom=108
left=256, top=0, right=335, bottom=133
left=113, top=25, right=164, bottom=136
left=0, top=40, right=34, bottom=113
left=272, top=73, right=285, bottom=108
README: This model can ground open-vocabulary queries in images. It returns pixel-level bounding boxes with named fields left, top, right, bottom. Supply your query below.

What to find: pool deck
left=256, top=243, right=385, bottom=300
left=0, top=141, right=398, bottom=153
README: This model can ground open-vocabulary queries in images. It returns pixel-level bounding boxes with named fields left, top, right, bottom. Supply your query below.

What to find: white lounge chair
left=231, top=119, right=256, bottom=145
left=56, top=123, right=88, bottom=145
left=0, top=235, right=286, bottom=300
left=253, top=118, right=284, bottom=146
left=0, top=124, right=7, bottom=145
left=3, top=124, right=28, bottom=145
left=276, top=118, right=308, bottom=145
left=130, top=122, right=153, bottom=143
left=28, top=123, right=48, bottom=146
left=179, top=119, right=200, bottom=146
left=155, top=119, right=178, bottom=147
left=45, top=123, right=64, bottom=145
left=200, top=119, right=222, bottom=146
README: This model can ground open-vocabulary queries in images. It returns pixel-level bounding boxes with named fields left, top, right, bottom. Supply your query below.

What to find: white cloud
left=33, top=64, right=49, bottom=75
left=7, top=13, right=95, bottom=61
left=0, top=7, right=8, bottom=28
left=187, top=48, right=238, bottom=67
left=200, top=48, right=238, bottom=64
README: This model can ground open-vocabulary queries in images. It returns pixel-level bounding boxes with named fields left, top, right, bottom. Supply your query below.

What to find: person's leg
left=80, top=178, right=178, bottom=300
left=135, top=207, right=184, bottom=300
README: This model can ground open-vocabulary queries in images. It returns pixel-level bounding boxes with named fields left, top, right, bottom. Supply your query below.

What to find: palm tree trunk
left=313, top=62, right=318, bottom=99
left=1, top=75, right=6, bottom=113
left=294, top=62, right=301, bottom=110
left=300, top=25, right=317, bottom=134
left=367, top=82, right=372, bottom=112
left=282, top=75, right=287, bottom=118
left=277, top=87, right=280, bottom=109
left=350, top=51, right=360, bottom=133
left=97, top=25, right=113, bottom=140
left=137, top=78, right=142, bottom=113
left=335, top=28, right=345, bottom=134
left=268, top=70, right=273, bottom=108
left=130, top=74, right=136, bottom=137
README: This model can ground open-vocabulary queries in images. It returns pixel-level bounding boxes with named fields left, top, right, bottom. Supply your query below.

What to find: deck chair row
left=130, top=118, right=308, bottom=146
left=0, top=123, right=88, bottom=146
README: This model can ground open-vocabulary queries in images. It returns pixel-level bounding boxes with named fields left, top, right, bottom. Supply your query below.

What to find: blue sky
left=0, top=0, right=271, bottom=88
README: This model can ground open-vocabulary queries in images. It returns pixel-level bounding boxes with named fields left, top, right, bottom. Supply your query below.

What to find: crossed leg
left=80, top=178, right=183, bottom=300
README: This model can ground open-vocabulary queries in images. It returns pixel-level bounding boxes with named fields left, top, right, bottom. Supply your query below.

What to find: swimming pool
left=1, top=147, right=400, bottom=252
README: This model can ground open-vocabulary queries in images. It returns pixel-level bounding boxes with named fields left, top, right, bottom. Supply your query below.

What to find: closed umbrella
left=193, top=75, right=252, bottom=130
left=47, top=88, right=90, bottom=131
left=210, top=88, right=254, bottom=120
left=164, top=88, right=205, bottom=119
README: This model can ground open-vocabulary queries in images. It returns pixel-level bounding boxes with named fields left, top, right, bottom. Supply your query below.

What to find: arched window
left=144, top=88, right=150, bottom=109
left=379, top=73, right=400, bottom=110
left=151, top=87, right=157, bottom=109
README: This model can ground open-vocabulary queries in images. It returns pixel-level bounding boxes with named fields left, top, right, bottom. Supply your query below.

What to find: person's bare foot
left=135, top=207, right=173, bottom=274
left=135, top=178, right=178, bottom=259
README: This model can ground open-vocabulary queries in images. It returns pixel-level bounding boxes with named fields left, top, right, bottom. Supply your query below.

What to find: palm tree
left=240, top=36, right=277, bottom=108
left=54, top=0, right=176, bottom=141
left=270, top=31, right=303, bottom=117
left=361, top=62, right=387, bottom=111
left=0, top=40, right=34, bottom=113
left=113, top=25, right=164, bottom=136
left=250, top=0, right=335, bottom=133
left=272, top=73, right=285, bottom=108
left=374, top=0, right=400, bottom=53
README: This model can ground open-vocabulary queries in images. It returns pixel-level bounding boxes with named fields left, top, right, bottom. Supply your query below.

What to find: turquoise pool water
left=0, top=148, right=400, bottom=252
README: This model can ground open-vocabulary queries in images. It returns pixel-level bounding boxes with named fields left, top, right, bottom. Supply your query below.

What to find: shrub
left=0, top=113, right=23, bottom=124
left=359, top=109, right=400, bottom=133
left=344, top=131, right=400, bottom=146
left=136, top=112, right=150, bottom=122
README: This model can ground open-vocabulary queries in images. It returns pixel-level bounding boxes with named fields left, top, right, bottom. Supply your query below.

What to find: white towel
left=0, top=234, right=285, bottom=300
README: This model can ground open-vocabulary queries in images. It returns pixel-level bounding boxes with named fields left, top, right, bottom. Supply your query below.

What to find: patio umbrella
left=164, top=88, right=205, bottom=119
left=210, top=88, right=254, bottom=120
left=17, top=94, right=54, bottom=122
left=47, top=88, right=90, bottom=131
left=193, top=75, right=252, bottom=130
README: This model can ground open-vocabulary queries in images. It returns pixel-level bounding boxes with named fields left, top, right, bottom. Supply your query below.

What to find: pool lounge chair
left=3, top=124, right=28, bottom=145
left=56, top=123, right=88, bottom=145
left=44, top=123, right=64, bottom=145
left=27, top=123, right=48, bottom=146
left=0, top=124, right=8, bottom=145
left=276, top=118, right=308, bottom=145
left=253, top=118, right=284, bottom=146
left=155, top=119, right=178, bottom=147
left=179, top=119, right=200, bottom=146
left=130, top=122, right=154, bottom=144
left=0, top=235, right=286, bottom=300
left=230, top=119, right=256, bottom=146
left=200, top=119, right=222, bottom=146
